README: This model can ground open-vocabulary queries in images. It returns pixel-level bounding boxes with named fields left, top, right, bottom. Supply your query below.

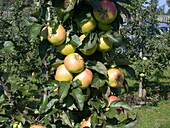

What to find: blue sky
left=158, top=0, right=169, bottom=13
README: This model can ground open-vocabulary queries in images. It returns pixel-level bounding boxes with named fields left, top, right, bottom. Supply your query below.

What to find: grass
left=134, top=99, right=170, bottom=128
left=121, top=66, right=170, bottom=128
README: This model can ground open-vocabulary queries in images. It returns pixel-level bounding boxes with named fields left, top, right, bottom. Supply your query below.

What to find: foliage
left=0, top=0, right=140, bottom=127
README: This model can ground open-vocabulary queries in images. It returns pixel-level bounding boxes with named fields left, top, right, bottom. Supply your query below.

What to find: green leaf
left=64, top=95, right=77, bottom=110
left=91, top=73, right=106, bottom=88
left=87, top=61, right=108, bottom=76
left=20, top=19, right=32, bottom=27
left=114, top=58, right=132, bottom=65
left=0, top=116, right=9, bottom=122
left=45, top=99, right=59, bottom=112
left=73, top=10, right=92, bottom=22
left=70, top=35, right=82, bottom=47
left=62, top=111, right=73, bottom=127
left=104, top=32, right=125, bottom=47
left=78, top=33, right=97, bottom=50
left=119, top=116, right=139, bottom=128
left=59, top=82, right=71, bottom=102
left=88, top=98, right=103, bottom=110
left=39, top=39, right=50, bottom=60
left=3, top=41, right=14, bottom=52
left=120, top=65, right=135, bottom=77
left=39, top=94, right=48, bottom=113
left=116, top=3, right=131, bottom=20
left=70, top=88, right=85, bottom=111
left=28, top=23, right=42, bottom=41
left=104, top=107, right=117, bottom=119
left=110, top=101, right=132, bottom=111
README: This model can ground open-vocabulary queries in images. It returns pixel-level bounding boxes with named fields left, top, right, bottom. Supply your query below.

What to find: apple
left=40, top=26, right=48, bottom=41
left=47, top=24, right=66, bottom=46
left=80, top=117, right=91, bottom=128
left=73, top=69, right=93, bottom=89
left=64, top=53, right=85, bottom=73
left=57, top=43, right=76, bottom=55
left=107, top=68, right=124, bottom=88
left=97, top=22, right=113, bottom=31
left=108, top=96, right=120, bottom=106
left=54, top=64, right=73, bottom=82
left=93, top=0, right=117, bottom=24
left=107, top=96, right=122, bottom=114
left=79, top=34, right=97, bottom=55
left=76, top=16, right=97, bottom=33
left=97, top=36, right=113, bottom=52
left=30, top=124, right=46, bottom=128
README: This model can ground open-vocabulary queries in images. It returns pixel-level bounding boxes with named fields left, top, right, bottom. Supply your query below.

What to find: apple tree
left=0, top=0, right=139, bottom=127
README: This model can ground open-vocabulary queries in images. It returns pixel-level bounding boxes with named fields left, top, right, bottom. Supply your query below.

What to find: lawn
left=135, top=99, right=170, bottom=128
left=120, top=66, right=170, bottom=128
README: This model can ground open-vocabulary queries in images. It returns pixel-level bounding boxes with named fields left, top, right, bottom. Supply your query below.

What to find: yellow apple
left=47, top=24, right=66, bottom=46
left=97, top=36, right=113, bottom=52
left=55, top=64, right=73, bottom=82
left=57, top=43, right=76, bottom=55
left=77, top=17, right=96, bottom=33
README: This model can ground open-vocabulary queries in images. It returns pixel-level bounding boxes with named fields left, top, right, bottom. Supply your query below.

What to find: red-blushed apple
left=47, top=24, right=66, bottom=46
left=40, top=26, right=48, bottom=41
left=97, top=36, right=113, bottom=52
left=76, top=16, right=97, bottom=33
left=64, top=53, right=85, bottom=73
left=80, top=116, right=91, bottom=128
left=73, top=69, right=93, bottom=89
left=54, top=64, right=73, bottom=82
left=93, top=0, right=117, bottom=24
left=79, top=34, right=97, bottom=55
left=107, top=68, right=124, bottom=88
left=107, top=96, right=122, bottom=114
left=108, top=96, right=120, bottom=106
left=57, top=43, right=76, bottom=55
left=30, top=124, right=46, bottom=128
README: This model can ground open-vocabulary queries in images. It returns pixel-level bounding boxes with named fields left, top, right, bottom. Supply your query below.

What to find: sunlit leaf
left=70, top=88, right=85, bottom=111
left=28, top=23, right=42, bottom=41
left=39, top=94, right=48, bottom=113
left=0, top=116, right=9, bottom=122
left=78, top=33, right=97, bottom=50
left=87, top=60, right=108, bottom=76
left=110, top=100, right=132, bottom=111
left=59, top=82, right=71, bottom=102
left=91, top=73, right=106, bottom=88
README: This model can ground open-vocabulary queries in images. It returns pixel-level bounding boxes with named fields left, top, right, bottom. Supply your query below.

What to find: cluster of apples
left=40, top=0, right=118, bottom=57
left=55, top=53, right=93, bottom=89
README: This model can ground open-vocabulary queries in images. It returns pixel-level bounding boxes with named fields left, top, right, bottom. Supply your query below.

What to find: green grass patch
left=134, top=99, right=170, bottom=128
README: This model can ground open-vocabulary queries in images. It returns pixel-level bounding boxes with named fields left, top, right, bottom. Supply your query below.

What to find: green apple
left=76, top=16, right=96, bottom=33
left=57, top=43, right=76, bottom=55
